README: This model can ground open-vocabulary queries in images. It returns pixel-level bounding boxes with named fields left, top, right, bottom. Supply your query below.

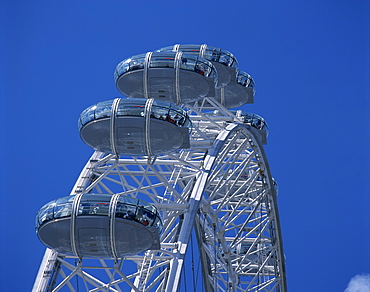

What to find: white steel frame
left=33, top=97, right=287, bottom=292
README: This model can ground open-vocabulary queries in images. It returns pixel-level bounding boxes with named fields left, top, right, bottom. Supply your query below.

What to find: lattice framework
left=33, top=98, right=286, bottom=292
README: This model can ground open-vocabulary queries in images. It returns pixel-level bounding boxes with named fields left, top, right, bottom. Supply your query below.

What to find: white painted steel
left=33, top=98, right=286, bottom=292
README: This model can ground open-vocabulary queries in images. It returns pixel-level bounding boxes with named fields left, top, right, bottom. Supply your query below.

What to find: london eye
left=33, top=44, right=287, bottom=292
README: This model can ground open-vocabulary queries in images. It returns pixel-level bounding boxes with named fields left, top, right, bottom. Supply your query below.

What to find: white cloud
left=345, top=274, right=370, bottom=292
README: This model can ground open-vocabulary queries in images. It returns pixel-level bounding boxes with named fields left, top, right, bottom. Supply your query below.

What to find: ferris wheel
left=33, top=44, right=287, bottom=292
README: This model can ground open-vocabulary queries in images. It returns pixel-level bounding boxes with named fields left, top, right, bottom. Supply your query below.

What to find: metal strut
left=33, top=101, right=286, bottom=292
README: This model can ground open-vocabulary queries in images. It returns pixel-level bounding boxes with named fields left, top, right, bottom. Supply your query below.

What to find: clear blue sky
left=1, top=1, right=369, bottom=291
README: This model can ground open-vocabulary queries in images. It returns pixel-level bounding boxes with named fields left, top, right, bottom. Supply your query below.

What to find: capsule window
left=129, top=59, right=144, bottom=71
left=205, top=48, right=221, bottom=62
left=78, top=202, right=95, bottom=215
left=124, top=204, right=137, bottom=220
left=38, top=202, right=55, bottom=226
left=117, top=98, right=146, bottom=117
left=151, top=106, right=169, bottom=121
left=151, top=100, right=170, bottom=108
left=136, top=207, right=155, bottom=226
left=167, top=110, right=184, bottom=126
left=219, top=55, right=232, bottom=66
left=78, top=194, right=111, bottom=216
left=116, top=60, right=130, bottom=76
left=52, top=197, right=73, bottom=219
left=117, top=105, right=145, bottom=117
left=79, top=105, right=96, bottom=127
left=236, top=71, right=254, bottom=88
left=115, top=202, right=128, bottom=218
left=95, top=100, right=113, bottom=120
left=54, top=202, right=73, bottom=219
left=178, top=44, right=202, bottom=53
left=194, top=60, right=215, bottom=77
left=179, top=56, right=196, bottom=72
left=150, top=54, right=175, bottom=69
left=153, top=216, right=163, bottom=232
left=91, top=202, right=109, bottom=216
left=142, top=209, right=155, bottom=226
left=117, top=195, right=138, bottom=205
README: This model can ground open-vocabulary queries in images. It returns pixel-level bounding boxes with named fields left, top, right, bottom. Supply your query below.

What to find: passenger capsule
left=114, top=51, right=217, bottom=104
left=157, top=44, right=239, bottom=87
left=36, top=194, right=163, bottom=258
left=158, top=45, right=255, bottom=108
left=78, top=98, right=191, bottom=156
left=236, top=111, right=268, bottom=145
left=214, top=70, right=255, bottom=108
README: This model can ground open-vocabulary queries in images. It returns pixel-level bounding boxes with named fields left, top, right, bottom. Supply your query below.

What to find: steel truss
left=33, top=98, right=287, bottom=292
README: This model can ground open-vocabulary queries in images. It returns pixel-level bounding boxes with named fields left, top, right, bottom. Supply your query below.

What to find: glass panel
left=117, top=195, right=138, bottom=206
left=146, top=205, right=157, bottom=214
left=153, top=216, right=163, bottom=232
left=90, top=202, right=109, bottom=216
left=195, top=59, right=216, bottom=78
left=117, top=105, right=145, bottom=117
left=142, top=209, right=155, bottom=226
left=116, top=202, right=128, bottom=218
left=95, top=100, right=113, bottom=120
left=152, top=100, right=171, bottom=108
left=137, top=201, right=156, bottom=213
left=79, top=105, right=97, bottom=127
left=78, top=194, right=111, bottom=216
left=237, top=71, right=255, bottom=88
left=194, top=60, right=207, bottom=76
left=168, top=109, right=185, bottom=126
left=137, top=200, right=151, bottom=209
left=150, top=54, right=175, bottom=68
left=54, top=196, right=74, bottom=219
left=179, top=55, right=197, bottom=72
left=115, top=195, right=163, bottom=229
left=124, top=204, right=137, bottom=220
left=54, top=202, right=72, bottom=219
left=38, top=201, right=56, bottom=226
left=219, top=48, right=238, bottom=67
left=219, top=54, right=232, bottom=66
left=178, top=44, right=202, bottom=53
left=165, top=109, right=178, bottom=125
left=117, top=97, right=147, bottom=117
left=157, top=45, right=175, bottom=52
left=56, top=196, right=75, bottom=204
left=242, top=113, right=268, bottom=131
left=151, top=101, right=190, bottom=127
left=158, top=45, right=238, bottom=67
left=129, top=58, right=145, bottom=71
left=204, top=47, right=222, bottom=62
left=183, top=116, right=191, bottom=128
left=135, top=206, right=156, bottom=226
left=150, top=106, right=170, bottom=121
left=115, top=53, right=146, bottom=78
left=203, top=62, right=213, bottom=77
left=169, top=103, right=184, bottom=112
left=135, top=206, right=145, bottom=224
left=78, top=202, right=96, bottom=215
left=249, top=79, right=255, bottom=89
left=116, top=59, right=130, bottom=76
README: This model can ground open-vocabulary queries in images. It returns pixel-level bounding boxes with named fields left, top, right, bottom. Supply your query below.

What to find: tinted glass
left=95, top=100, right=113, bottom=120
left=54, top=196, right=74, bottom=219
